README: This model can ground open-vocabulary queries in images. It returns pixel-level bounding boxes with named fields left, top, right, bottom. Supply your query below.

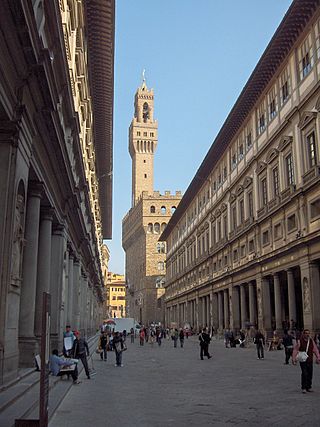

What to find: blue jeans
left=115, top=350, right=122, bottom=366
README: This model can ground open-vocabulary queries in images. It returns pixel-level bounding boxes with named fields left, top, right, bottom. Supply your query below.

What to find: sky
left=105, top=0, right=293, bottom=274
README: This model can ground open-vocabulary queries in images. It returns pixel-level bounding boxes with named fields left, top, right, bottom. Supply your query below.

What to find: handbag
left=296, top=339, right=310, bottom=362
left=121, top=342, right=127, bottom=352
left=95, top=347, right=102, bottom=354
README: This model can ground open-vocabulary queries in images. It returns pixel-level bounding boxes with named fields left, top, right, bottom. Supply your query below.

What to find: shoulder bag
left=296, top=339, right=310, bottom=362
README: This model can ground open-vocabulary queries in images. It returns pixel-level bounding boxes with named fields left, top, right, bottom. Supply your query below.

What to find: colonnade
left=18, top=183, right=102, bottom=366
left=166, top=261, right=320, bottom=334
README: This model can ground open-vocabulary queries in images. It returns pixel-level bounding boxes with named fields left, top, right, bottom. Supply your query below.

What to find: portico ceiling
left=85, top=0, right=115, bottom=239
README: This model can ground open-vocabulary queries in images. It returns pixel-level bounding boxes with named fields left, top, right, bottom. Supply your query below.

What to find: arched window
left=150, top=206, right=155, bottom=213
left=143, top=102, right=149, bottom=122
left=147, top=223, right=153, bottom=233
left=161, top=222, right=167, bottom=232
left=171, top=206, right=176, bottom=214
left=156, top=242, right=166, bottom=254
left=154, top=223, right=160, bottom=233
left=157, top=261, right=164, bottom=271
left=161, top=206, right=166, bottom=214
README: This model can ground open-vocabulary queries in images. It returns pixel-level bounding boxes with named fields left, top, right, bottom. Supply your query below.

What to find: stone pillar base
left=18, top=337, right=39, bottom=368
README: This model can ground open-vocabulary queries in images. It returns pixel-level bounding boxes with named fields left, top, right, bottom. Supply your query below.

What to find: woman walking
left=293, top=329, right=320, bottom=393
left=113, top=332, right=125, bottom=367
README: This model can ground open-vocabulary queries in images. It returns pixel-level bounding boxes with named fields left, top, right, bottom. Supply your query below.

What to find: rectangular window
left=261, top=177, right=268, bottom=206
left=285, top=153, right=295, bottom=186
left=223, top=214, right=227, bottom=238
left=249, top=239, right=255, bottom=253
left=274, top=223, right=282, bottom=240
left=150, top=132, right=154, bottom=137
left=280, top=67, right=290, bottom=106
left=232, top=205, right=237, bottom=231
left=137, top=131, right=141, bottom=136
left=239, top=144, right=244, bottom=160
left=240, top=245, right=246, bottom=258
left=262, top=230, right=269, bottom=246
left=231, top=152, right=237, bottom=170
left=239, top=199, right=244, bottom=224
left=287, top=214, right=297, bottom=232
left=257, top=104, right=266, bottom=135
left=299, top=35, right=313, bottom=80
left=211, top=223, right=216, bottom=245
left=217, top=220, right=221, bottom=241
left=233, top=249, right=238, bottom=262
left=246, top=131, right=252, bottom=151
left=310, top=198, right=320, bottom=220
left=268, top=87, right=277, bottom=120
left=143, top=132, right=147, bottom=136
left=248, top=191, right=254, bottom=217
left=273, top=166, right=280, bottom=197
left=306, top=131, right=317, bottom=168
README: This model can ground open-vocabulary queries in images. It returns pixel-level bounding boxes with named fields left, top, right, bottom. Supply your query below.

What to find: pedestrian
left=224, top=329, right=230, bottom=348
left=156, top=327, right=162, bottom=346
left=282, top=329, right=294, bottom=365
left=130, top=327, right=135, bottom=343
left=149, top=328, right=156, bottom=346
left=72, top=331, right=91, bottom=379
left=314, top=333, right=320, bottom=352
left=98, top=331, right=108, bottom=361
left=113, top=331, right=125, bottom=367
left=254, top=330, right=265, bottom=360
left=63, top=324, right=75, bottom=357
left=172, top=328, right=179, bottom=348
left=49, top=349, right=80, bottom=384
left=179, top=329, right=184, bottom=348
left=292, top=328, right=320, bottom=393
left=108, top=332, right=114, bottom=351
left=139, top=328, right=145, bottom=346
left=199, top=328, right=212, bottom=360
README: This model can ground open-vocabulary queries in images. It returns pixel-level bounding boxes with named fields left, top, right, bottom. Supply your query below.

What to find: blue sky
left=106, top=0, right=293, bottom=274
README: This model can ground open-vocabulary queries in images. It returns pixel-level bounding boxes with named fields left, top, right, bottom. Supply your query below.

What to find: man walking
left=72, top=331, right=91, bottom=379
left=254, top=330, right=265, bottom=360
left=293, top=329, right=320, bottom=393
left=199, top=328, right=212, bottom=360
left=282, top=329, right=294, bottom=365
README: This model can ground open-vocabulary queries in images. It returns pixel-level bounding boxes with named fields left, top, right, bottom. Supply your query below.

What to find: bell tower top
left=129, top=73, right=158, bottom=207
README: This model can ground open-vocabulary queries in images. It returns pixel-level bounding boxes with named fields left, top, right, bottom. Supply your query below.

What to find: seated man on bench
left=49, top=349, right=80, bottom=384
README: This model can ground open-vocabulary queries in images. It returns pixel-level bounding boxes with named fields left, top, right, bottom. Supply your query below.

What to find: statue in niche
left=257, top=287, right=262, bottom=318
left=303, top=278, right=311, bottom=312
left=11, top=194, right=25, bottom=284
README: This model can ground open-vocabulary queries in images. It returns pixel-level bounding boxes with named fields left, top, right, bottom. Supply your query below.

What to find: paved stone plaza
left=49, top=336, right=319, bottom=426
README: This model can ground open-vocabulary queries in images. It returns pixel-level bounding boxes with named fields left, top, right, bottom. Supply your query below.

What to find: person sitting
left=49, top=349, right=80, bottom=384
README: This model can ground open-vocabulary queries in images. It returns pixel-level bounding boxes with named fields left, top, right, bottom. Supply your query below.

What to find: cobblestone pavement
left=49, top=336, right=320, bottom=427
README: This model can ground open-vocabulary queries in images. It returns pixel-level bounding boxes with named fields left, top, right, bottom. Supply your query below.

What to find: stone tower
left=129, top=76, right=158, bottom=206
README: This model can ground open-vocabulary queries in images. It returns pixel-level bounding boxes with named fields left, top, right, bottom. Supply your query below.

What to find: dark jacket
left=73, top=337, right=89, bottom=357
left=254, top=332, right=265, bottom=346
left=113, top=334, right=124, bottom=353
left=282, top=334, right=294, bottom=347
left=199, top=332, right=211, bottom=346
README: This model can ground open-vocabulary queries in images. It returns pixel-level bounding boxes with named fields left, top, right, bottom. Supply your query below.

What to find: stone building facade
left=106, top=273, right=126, bottom=318
left=0, top=0, right=114, bottom=385
left=161, top=0, right=320, bottom=336
left=122, top=79, right=182, bottom=325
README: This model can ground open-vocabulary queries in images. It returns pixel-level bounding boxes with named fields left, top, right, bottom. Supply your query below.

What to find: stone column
left=73, top=259, right=81, bottom=330
left=34, top=209, right=53, bottom=339
left=209, top=292, right=213, bottom=331
left=223, top=289, right=229, bottom=329
left=240, top=284, right=247, bottom=329
left=273, top=273, right=282, bottom=331
left=218, top=291, right=224, bottom=331
left=212, top=292, right=218, bottom=331
left=19, top=185, right=42, bottom=366
left=256, top=274, right=272, bottom=332
left=49, top=224, right=67, bottom=351
left=309, top=262, right=320, bottom=331
left=195, top=293, right=199, bottom=332
left=248, top=281, right=257, bottom=326
left=262, top=276, right=272, bottom=332
left=287, top=269, right=296, bottom=326
left=232, top=286, right=240, bottom=330
left=66, top=254, right=74, bottom=326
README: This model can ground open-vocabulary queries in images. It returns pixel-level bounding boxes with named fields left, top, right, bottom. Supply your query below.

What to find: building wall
left=163, top=3, right=320, bottom=336
left=0, top=0, right=113, bottom=385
